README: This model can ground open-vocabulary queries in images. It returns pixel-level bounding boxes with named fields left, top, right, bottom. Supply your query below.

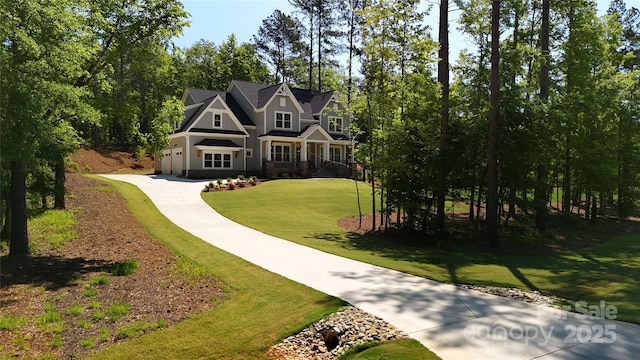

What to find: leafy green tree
left=180, top=40, right=220, bottom=90
left=1, top=0, right=91, bottom=255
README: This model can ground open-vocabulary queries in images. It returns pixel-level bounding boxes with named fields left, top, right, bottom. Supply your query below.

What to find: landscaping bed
left=0, top=174, right=224, bottom=359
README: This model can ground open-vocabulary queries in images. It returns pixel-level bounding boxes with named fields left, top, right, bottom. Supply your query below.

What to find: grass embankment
left=203, top=179, right=640, bottom=324
left=95, top=177, right=437, bottom=359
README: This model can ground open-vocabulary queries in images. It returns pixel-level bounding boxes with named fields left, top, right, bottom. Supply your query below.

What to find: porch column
left=301, top=140, right=308, bottom=161
left=323, top=141, right=330, bottom=162
left=266, top=139, right=272, bottom=161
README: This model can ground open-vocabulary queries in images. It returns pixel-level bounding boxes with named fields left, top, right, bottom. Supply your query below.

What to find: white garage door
left=171, top=147, right=183, bottom=176
left=161, top=150, right=171, bottom=175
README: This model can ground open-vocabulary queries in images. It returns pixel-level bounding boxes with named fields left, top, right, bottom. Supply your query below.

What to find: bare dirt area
left=1, top=172, right=224, bottom=359
left=69, top=146, right=155, bottom=175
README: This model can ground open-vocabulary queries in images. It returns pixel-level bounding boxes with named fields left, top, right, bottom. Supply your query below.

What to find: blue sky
left=173, top=0, right=617, bottom=58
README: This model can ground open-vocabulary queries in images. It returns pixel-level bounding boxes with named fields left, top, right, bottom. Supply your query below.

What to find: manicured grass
left=203, top=179, right=640, bottom=324
left=338, top=339, right=440, bottom=360
left=89, top=177, right=350, bottom=359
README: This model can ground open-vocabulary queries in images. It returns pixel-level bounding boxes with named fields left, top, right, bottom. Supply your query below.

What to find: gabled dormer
left=176, top=89, right=249, bottom=138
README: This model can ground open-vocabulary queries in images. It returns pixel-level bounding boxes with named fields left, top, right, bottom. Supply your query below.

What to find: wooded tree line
left=1, top=0, right=639, bottom=256
left=252, top=0, right=640, bottom=245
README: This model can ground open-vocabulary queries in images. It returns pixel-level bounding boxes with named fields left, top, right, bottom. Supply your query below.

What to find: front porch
left=260, top=139, right=354, bottom=178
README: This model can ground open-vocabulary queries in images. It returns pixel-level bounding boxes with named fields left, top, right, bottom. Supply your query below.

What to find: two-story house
left=154, top=80, right=354, bottom=178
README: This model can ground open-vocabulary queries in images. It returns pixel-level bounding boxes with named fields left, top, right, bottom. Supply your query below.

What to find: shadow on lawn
left=305, top=230, right=640, bottom=318
left=0, top=255, right=111, bottom=291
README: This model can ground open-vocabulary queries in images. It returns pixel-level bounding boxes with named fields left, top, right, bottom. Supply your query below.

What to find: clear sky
left=173, top=0, right=619, bottom=57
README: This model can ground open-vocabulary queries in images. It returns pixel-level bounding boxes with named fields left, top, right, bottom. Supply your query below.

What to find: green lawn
left=92, top=177, right=437, bottom=359
left=203, top=179, right=640, bottom=324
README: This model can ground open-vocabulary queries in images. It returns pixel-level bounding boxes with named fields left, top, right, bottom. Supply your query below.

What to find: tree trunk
left=562, top=148, right=571, bottom=212
left=590, top=194, right=597, bottom=224
left=436, top=0, right=450, bottom=233
left=469, top=185, right=475, bottom=222
left=317, top=0, right=323, bottom=92
left=535, top=0, right=550, bottom=230
left=54, top=157, right=66, bottom=209
left=486, top=0, right=501, bottom=247
left=1, top=198, right=11, bottom=241
left=9, top=161, right=29, bottom=257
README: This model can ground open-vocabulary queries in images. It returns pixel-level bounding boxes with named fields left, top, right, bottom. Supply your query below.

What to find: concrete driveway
left=102, top=174, right=640, bottom=360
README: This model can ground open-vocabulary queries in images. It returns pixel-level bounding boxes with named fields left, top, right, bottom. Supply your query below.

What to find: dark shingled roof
left=185, top=88, right=225, bottom=104
left=290, top=87, right=335, bottom=120
left=189, top=128, right=247, bottom=136
left=194, top=139, right=242, bottom=148
left=260, top=130, right=301, bottom=138
left=177, top=89, right=254, bottom=132
left=257, top=84, right=282, bottom=108
left=232, top=80, right=271, bottom=109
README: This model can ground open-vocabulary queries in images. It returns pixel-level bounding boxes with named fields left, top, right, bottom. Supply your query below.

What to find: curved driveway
left=102, top=174, right=639, bottom=360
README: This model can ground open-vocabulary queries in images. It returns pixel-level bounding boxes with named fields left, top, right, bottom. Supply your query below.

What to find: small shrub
left=280, top=172, right=290, bottom=179
left=77, top=319, right=92, bottom=329
left=250, top=175, right=257, bottom=181
left=90, top=274, right=109, bottom=286
left=39, top=303, right=62, bottom=325
left=226, top=177, right=233, bottom=184
left=237, top=175, right=245, bottom=180
left=80, top=337, right=96, bottom=348
left=117, top=321, right=147, bottom=338
left=0, top=315, right=27, bottom=330
left=49, top=335, right=63, bottom=348
left=67, top=304, right=83, bottom=316
left=111, top=260, right=138, bottom=276
left=83, top=288, right=98, bottom=297
left=88, top=299, right=101, bottom=309
left=151, top=319, right=168, bottom=329
left=91, top=311, right=105, bottom=321
left=217, top=178, right=223, bottom=185
left=98, top=327, right=110, bottom=341
left=106, top=303, right=131, bottom=322
left=84, top=165, right=92, bottom=174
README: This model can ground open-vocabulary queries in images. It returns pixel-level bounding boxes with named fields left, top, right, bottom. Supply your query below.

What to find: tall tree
left=436, top=0, right=450, bottom=233
left=253, top=10, right=305, bottom=83
left=534, top=0, right=550, bottom=230
left=486, top=0, right=500, bottom=246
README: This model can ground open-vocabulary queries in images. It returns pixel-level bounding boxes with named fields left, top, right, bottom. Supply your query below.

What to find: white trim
left=188, top=132, right=248, bottom=138
left=329, top=146, right=342, bottom=162
left=328, top=116, right=343, bottom=133
left=213, top=113, right=222, bottom=128
left=203, top=151, right=233, bottom=169
left=185, top=134, right=190, bottom=177
left=195, top=145, right=243, bottom=151
left=274, top=111, right=293, bottom=130
left=259, top=84, right=304, bottom=114
left=184, top=96, right=249, bottom=136
left=272, top=143, right=293, bottom=162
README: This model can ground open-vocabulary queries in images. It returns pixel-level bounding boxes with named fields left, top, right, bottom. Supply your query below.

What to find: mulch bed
left=1, top=174, right=224, bottom=359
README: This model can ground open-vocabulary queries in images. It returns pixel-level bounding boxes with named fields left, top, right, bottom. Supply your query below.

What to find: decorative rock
left=266, top=306, right=408, bottom=359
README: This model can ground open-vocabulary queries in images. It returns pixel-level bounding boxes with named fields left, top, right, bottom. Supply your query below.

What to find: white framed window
left=279, top=97, right=286, bottom=107
left=204, top=152, right=232, bottom=169
left=330, top=147, right=341, bottom=162
left=275, top=111, right=292, bottom=129
left=328, top=116, right=343, bottom=132
left=272, top=144, right=291, bottom=162
left=246, top=148, right=253, bottom=158
left=213, top=113, right=222, bottom=128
